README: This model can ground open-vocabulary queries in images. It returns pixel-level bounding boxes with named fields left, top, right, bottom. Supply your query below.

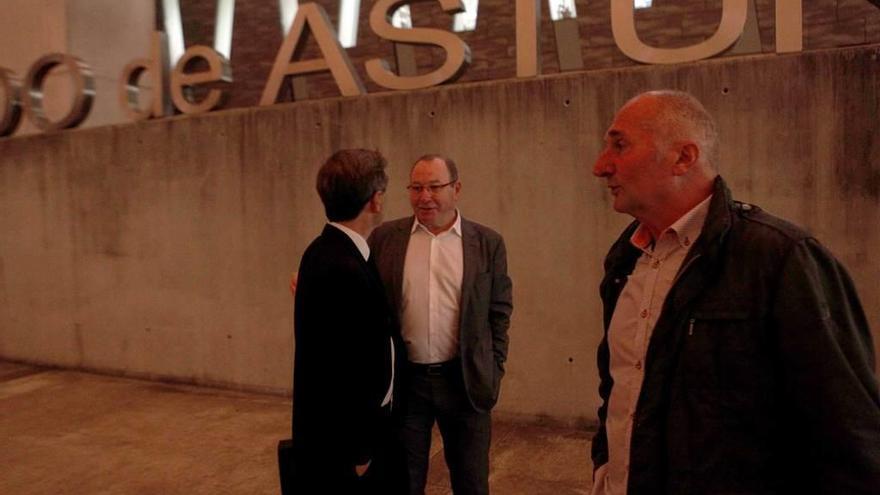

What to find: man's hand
left=355, top=459, right=371, bottom=477
left=289, top=272, right=298, bottom=296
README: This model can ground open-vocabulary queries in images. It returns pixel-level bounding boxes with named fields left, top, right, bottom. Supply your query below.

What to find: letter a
left=366, top=0, right=471, bottom=91
left=260, top=3, right=365, bottom=105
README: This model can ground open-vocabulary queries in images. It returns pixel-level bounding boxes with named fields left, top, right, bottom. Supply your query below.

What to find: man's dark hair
left=316, top=149, right=388, bottom=222
left=411, top=154, right=459, bottom=182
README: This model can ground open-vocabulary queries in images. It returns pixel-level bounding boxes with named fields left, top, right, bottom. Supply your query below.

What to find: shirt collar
left=410, top=209, right=463, bottom=237
left=630, top=194, right=713, bottom=252
left=328, top=222, right=370, bottom=261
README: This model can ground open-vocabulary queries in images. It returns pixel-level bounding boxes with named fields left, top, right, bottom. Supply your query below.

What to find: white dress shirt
left=601, top=195, right=712, bottom=495
left=328, top=222, right=394, bottom=407
left=400, top=212, right=464, bottom=364
left=329, top=222, right=370, bottom=260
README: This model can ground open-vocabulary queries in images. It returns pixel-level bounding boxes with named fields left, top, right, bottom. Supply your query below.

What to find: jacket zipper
left=673, top=252, right=702, bottom=337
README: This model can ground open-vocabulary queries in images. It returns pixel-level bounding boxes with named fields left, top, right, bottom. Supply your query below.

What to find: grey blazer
left=368, top=216, right=513, bottom=413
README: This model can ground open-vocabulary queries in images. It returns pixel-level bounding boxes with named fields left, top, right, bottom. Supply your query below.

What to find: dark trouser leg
left=437, top=410, right=491, bottom=495
left=291, top=451, right=359, bottom=493
left=435, top=369, right=491, bottom=495
left=363, top=410, right=409, bottom=495
left=400, top=372, right=436, bottom=495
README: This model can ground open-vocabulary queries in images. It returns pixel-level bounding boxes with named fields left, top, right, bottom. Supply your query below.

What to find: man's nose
left=593, top=152, right=612, bottom=177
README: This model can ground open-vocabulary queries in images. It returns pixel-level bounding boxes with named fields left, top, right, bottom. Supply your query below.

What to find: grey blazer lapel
left=459, top=218, right=481, bottom=329
left=388, top=218, right=412, bottom=309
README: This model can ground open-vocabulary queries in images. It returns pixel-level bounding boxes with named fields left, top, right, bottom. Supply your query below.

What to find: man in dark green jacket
left=590, top=90, right=880, bottom=494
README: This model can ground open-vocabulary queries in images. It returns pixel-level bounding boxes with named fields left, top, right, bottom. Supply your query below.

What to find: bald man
left=590, top=90, right=880, bottom=494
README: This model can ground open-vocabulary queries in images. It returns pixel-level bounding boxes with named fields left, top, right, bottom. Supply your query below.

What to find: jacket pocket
left=688, top=309, right=755, bottom=353
left=491, top=357, right=504, bottom=402
left=682, top=309, right=769, bottom=417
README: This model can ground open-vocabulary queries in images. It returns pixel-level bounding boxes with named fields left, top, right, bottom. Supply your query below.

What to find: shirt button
left=635, top=361, right=642, bottom=370
left=683, top=237, right=691, bottom=246
left=651, top=259, right=660, bottom=269
left=640, top=309, right=648, bottom=318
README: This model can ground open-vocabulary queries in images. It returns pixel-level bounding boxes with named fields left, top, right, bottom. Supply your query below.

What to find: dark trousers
left=284, top=409, right=408, bottom=494
left=364, top=412, right=409, bottom=495
left=287, top=451, right=360, bottom=493
left=401, top=360, right=491, bottom=495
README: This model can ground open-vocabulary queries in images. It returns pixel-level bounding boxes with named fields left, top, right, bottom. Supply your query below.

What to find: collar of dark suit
left=327, top=222, right=370, bottom=260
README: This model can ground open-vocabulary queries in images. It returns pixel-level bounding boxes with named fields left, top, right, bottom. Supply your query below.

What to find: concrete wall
left=0, top=44, right=878, bottom=424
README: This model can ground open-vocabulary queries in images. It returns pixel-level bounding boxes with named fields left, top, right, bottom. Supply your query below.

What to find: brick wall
left=169, top=0, right=880, bottom=108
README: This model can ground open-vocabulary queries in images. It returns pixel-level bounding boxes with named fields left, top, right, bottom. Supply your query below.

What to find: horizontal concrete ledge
left=2, top=356, right=599, bottom=430
left=2, top=43, right=878, bottom=147
left=0, top=357, right=292, bottom=397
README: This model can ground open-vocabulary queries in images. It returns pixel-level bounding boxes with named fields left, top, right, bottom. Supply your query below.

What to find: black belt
left=407, top=358, right=459, bottom=376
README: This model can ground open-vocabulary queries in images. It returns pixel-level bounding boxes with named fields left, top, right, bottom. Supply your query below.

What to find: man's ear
left=672, top=142, right=700, bottom=176
left=367, top=190, right=384, bottom=213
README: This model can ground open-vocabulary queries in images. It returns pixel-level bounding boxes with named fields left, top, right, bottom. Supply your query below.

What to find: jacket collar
left=327, top=222, right=370, bottom=260
left=604, top=176, right=734, bottom=278
left=695, top=176, right=734, bottom=260
left=321, top=223, right=369, bottom=265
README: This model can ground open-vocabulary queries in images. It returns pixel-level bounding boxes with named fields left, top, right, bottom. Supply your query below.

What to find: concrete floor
left=0, top=361, right=595, bottom=494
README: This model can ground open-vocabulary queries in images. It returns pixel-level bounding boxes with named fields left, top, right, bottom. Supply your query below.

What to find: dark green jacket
left=592, top=177, right=880, bottom=494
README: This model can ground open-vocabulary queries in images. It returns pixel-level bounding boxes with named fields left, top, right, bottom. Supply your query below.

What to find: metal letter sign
left=0, top=0, right=830, bottom=137
left=516, top=0, right=541, bottom=77
left=0, top=68, right=22, bottom=137
left=366, top=0, right=471, bottom=90
left=775, top=0, right=802, bottom=53
left=260, top=3, right=365, bottom=105
left=161, top=0, right=235, bottom=115
left=171, top=46, right=233, bottom=114
left=119, top=32, right=172, bottom=121
left=22, top=53, right=95, bottom=132
left=611, top=0, right=748, bottom=64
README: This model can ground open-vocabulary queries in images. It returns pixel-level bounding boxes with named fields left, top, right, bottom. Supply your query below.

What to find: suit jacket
left=369, top=216, right=513, bottom=413
left=291, top=224, right=395, bottom=475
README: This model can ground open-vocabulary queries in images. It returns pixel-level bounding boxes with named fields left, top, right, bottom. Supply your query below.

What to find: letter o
left=0, top=68, right=22, bottom=137
left=22, top=53, right=95, bottom=132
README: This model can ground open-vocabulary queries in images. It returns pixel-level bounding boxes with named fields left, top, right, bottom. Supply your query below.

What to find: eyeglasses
left=406, top=180, right=456, bottom=195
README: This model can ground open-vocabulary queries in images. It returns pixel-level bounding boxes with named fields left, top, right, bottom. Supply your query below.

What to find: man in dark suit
left=290, top=149, right=404, bottom=493
left=369, top=155, right=513, bottom=495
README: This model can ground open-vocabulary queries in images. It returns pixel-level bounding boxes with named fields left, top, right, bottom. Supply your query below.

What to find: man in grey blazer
left=369, top=154, right=513, bottom=495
